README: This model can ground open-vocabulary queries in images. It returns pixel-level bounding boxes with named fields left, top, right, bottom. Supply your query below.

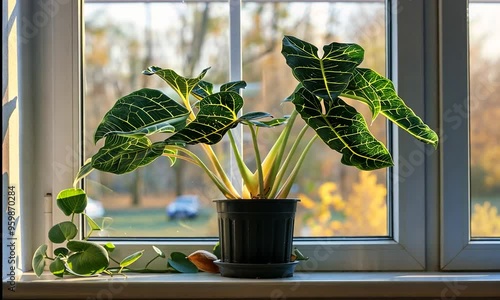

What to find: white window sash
left=440, top=0, right=500, bottom=270
left=20, top=0, right=454, bottom=272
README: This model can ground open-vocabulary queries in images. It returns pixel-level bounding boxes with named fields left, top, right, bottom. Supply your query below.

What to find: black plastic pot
left=213, top=199, right=299, bottom=278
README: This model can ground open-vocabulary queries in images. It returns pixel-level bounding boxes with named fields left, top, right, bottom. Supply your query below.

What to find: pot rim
left=213, top=198, right=300, bottom=202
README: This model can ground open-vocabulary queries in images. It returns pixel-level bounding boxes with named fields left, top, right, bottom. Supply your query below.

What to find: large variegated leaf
left=191, top=80, right=214, bottom=100
left=143, top=66, right=209, bottom=101
left=292, top=87, right=393, bottom=170
left=343, top=68, right=439, bottom=147
left=92, top=135, right=166, bottom=174
left=192, top=80, right=247, bottom=100
left=166, top=92, right=243, bottom=145
left=340, top=69, right=381, bottom=119
left=94, top=88, right=189, bottom=143
left=281, top=35, right=364, bottom=100
left=220, top=81, right=247, bottom=93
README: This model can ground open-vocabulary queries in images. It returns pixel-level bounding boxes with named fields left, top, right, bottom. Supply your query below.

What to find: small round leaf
left=152, top=246, right=165, bottom=258
left=56, top=188, right=87, bottom=216
left=66, top=240, right=109, bottom=275
left=32, top=244, right=48, bottom=277
left=48, top=221, right=78, bottom=243
left=54, top=247, right=69, bottom=257
left=168, top=252, right=198, bottom=273
left=103, top=242, right=115, bottom=253
left=119, top=250, right=144, bottom=268
left=49, top=257, right=65, bottom=277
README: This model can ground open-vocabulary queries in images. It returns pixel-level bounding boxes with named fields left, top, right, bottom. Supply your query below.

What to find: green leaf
left=113, top=122, right=177, bottom=139
left=49, top=257, right=65, bottom=278
left=341, top=68, right=382, bottom=119
left=62, top=262, right=99, bottom=277
left=281, top=35, right=364, bottom=100
left=292, top=247, right=309, bottom=261
left=54, top=247, right=69, bottom=257
left=32, top=244, right=48, bottom=277
left=220, top=80, right=247, bottom=93
left=168, top=252, right=198, bottom=273
left=85, top=214, right=101, bottom=231
left=166, top=92, right=244, bottom=145
left=120, top=250, right=144, bottom=268
left=152, top=246, right=165, bottom=258
left=74, top=159, right=94, bottom=186
left=192, top=80, right=214, bottom=99
left=143, top=67, right=210, bottom=102
left=48, top=221, right=78, bottom=243
left=103, top=242, right=115, bottom=253
left=212, top=242, right=221, bottom=259
left=91, top=136, right=166, bottom=174
left=163, top=148, right=178, bottom=166
left=94, top=88, right=190, bottom=143
left=293, top=87, right=393, bottom=170
left=66, top=241, right=109, bottom=275
left=343, top=68, right=439, bottom=147
left=56, top=188, right=87, bottom=216
left=240, top=112, right=289, bottom=128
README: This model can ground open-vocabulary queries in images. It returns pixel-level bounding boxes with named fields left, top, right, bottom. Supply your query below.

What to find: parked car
left=86, top=197, right=105, bottom=218
left=166, top=195, right=200, bottom=220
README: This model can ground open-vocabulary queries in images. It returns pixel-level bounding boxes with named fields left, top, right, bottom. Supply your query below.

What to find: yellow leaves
left=301, top=171, right=387, bottom=236
left=298, top=193, right=315, bottom=209
left=471, top=201, right=500, bottom=237
left=302, top=174, right=500, bottom=238
left=480, top=146, right=500, bottom=188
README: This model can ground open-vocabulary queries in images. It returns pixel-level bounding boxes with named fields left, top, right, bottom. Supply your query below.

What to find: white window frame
left=18, top=0, right=500, bottom=273
left=440, top=0, right=500, bottom=270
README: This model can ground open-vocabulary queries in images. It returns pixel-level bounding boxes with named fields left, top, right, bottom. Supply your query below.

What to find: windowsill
left=3, top=271, right=500, bottom=299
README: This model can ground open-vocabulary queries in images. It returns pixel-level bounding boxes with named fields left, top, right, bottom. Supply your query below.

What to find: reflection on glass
left=470, top=3, right=500, bottom=238
left=84, top=1, right=387, bottom=238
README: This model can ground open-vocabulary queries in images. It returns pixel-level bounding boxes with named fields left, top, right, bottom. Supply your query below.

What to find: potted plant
left=49, top=35, right=438, bottom=278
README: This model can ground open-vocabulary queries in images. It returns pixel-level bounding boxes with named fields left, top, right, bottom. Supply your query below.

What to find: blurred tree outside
left=469, top=3, right=500, bottom=237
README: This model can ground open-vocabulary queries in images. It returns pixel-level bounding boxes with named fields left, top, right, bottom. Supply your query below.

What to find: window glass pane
left=84, top=0, right=388, bottom=238
left=241, top=1, right=387, bottom=237
left=84, top=1, right=229, bottom=237
left=470, top=2, right=500, bottom=238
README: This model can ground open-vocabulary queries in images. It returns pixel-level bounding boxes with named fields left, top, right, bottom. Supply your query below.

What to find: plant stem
left=258, top=110, right=299, bottom=194
left=109, top=256, right=121, bottom=265
left=200, top=143, right=239, bottom=197
left=85, top=229, right=94, bottom=241
left=144, top=255, right=159, bottom=269
left=227, top=130, right=256, bottom=196
left=247, top=124, right=265, bottom=198
left=168, top=146, right=240, bottom=198
left=276, top=134, right=318, bottom=198
left=268, top=123, right=309, bottom=198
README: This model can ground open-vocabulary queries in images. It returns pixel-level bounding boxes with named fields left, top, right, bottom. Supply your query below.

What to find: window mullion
left=389, top=0, right=431, bottom=270
left=229, top=0, right=243, bottom=194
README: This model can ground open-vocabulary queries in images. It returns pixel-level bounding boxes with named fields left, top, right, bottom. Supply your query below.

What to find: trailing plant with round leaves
left=32, top=189, right=212, bottom=277
left=66, top=35, right=437, bottom=201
